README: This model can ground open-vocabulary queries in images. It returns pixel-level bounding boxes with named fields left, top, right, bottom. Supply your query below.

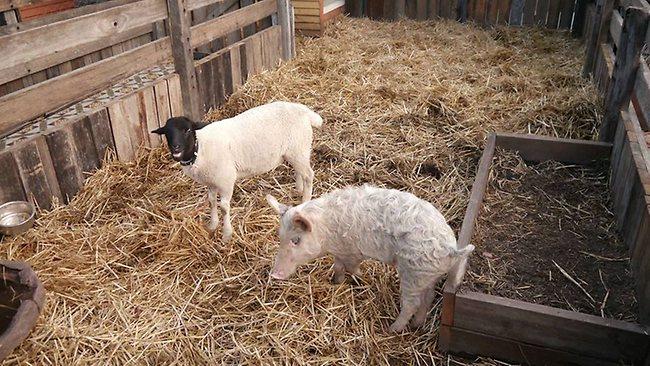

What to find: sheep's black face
left=151, top=117, right=199, bottom=163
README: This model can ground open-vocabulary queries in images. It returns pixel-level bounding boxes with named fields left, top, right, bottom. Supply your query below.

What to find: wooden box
left=294, top=0, right=345, bottom=36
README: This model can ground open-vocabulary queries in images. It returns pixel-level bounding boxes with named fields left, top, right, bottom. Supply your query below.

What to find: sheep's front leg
left=217, top=183, right=234, bottom=242
left=207, top=188, right=220, bottom=231
left=410, top=275, right=441, bottom=329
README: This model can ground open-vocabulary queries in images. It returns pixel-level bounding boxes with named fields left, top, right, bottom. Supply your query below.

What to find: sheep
left=152, top=101, right=323, bottom=242
left=266, top=184, right=475, bottom=332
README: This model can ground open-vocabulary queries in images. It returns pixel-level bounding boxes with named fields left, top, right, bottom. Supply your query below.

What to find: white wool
left=184, top=101, right=322, bottom=241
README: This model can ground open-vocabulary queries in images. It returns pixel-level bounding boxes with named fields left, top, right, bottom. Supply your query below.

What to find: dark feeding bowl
left=0, top=261, right=45, bottom=361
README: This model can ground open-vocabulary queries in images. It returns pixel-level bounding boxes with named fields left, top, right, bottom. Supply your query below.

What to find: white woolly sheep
left=152, top=101, right=323, bottom=242
left=266, top=184, right=475, bottom=332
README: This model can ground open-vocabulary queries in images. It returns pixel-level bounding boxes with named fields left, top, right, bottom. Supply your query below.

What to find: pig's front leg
left=331, top=257, right=362, bottom=284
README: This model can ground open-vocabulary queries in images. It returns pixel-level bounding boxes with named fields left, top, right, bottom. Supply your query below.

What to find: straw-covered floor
left=3, top=17, right=601, bottom=365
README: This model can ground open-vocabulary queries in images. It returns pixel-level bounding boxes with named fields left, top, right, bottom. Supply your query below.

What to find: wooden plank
left=631, top=209, right=650, bottom=316
left=444, top=326, right=621, bottom=366
left=546, top=0, right=561, bottom=28
left=632, top=63, right=650, bottom=131
left=0, top=0, right=166, bottom=82
left=415, top=0, right=427, bottom=20
left=11, top=136, right=61, bottom=209
left=495, top=133, right=612, bottom=163
left=107, top=93, right=139, bottom=161
left=0, top=149, right=26, bottom=203
left=294, top=7, right=319, bottom=15
left=535, top=0, right=550, bottom=26
left=428, top=0, right=440, bottom=18
left=522, top=0, right=535, bottom=25
left=137, top=86, right=158, bottom=149
left=167, top=74, right=183, bottom=116
left=446, top=134, right=496, bottom=292
left=222, top=49, right=233, bottom=98
left=609, top=9, right=623, bottom=48
left=0, top=38, right=172, bottom=138
left=168, top=0, right=201, bottom=121
left=601, top=7, right=649, bottom=142
left=572, top=0, right=590, bottom=36
left=238, top=42, right=248, bottom=85
left=583, top=0, right=614, bottom=77
left=294, top=14, right=319, bottom=23
left=621, top=170, right=645, bottom=253
left=558, top=0, right=574, bottom=29
left=498, top=0, right=512, bottom=25
left=610, top=111, right=627, bottom=193
left=229, top=41, right=242, bottom=90
left=292, top=0, right=319, bottom=8
left=44, top=121, right=85, bottom=202
left=454, top=291, right=650, bottom=363
left=187, top=0, right=224, bottom=11
left=19, top=0, right=74, bottom=20
left=486, top=0, right=499, bottom=25
left=152, top=81, right=170, bottom=147
left=190, top=0, right=276, bottom=48
left=197, top=57, right=213, bottom=113
left=213, top=51, right=225, bottom=106
left=85, top=108, right=115, bottom=162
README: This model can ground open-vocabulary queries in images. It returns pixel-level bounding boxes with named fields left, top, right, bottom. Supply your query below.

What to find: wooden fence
left=581, top=0, right=650, bottom=324
left=346, top=0, right=591, bottom=32
left=0, top=0, right=294, bottom=208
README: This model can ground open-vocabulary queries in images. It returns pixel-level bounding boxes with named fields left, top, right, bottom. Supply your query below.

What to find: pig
left=266, top=184, right=475, bottom=333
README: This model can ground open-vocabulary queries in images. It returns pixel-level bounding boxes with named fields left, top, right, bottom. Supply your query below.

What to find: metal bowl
left=0, top=201, right=35, bottom=236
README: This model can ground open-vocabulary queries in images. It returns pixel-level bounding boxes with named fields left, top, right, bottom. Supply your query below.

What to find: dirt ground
left=466, top=150, right=637, bottom=322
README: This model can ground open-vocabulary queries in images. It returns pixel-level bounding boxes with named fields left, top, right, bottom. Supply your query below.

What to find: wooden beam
left=190, top=0, right=276, bottom=48
left=0, top=0, right=166, bottom=80
left=601, top=7, right=649, bottom=142
left=495, top=133, right=612, bottom=163
left=168, top=0, right=201, bottom=121
left=0, top=38, right=171, bottom=137
left=276, top=0, right=291, bottom=60
left=454, top=291, right=650, bottom=363
left=609, top=9, right=623, bottom=48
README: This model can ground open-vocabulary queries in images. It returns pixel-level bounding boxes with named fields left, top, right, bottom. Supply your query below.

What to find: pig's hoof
left=332, top=273, right=346, bottom=284
left=409, top=316, right=426, bottom=329
left=389, top=321, right=407, bottom=333
left=222, top=232, right=232, bottom=243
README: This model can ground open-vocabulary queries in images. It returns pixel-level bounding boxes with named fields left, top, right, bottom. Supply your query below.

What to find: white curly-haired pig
left=266, top=184, right=474, bottom=332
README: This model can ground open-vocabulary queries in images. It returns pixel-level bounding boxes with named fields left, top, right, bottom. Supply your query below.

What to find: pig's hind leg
left=410, top=275, right=442, bottom=328
left=332, top=257, right=362, bottom=284
left=389, top=269, right=430, bottom=333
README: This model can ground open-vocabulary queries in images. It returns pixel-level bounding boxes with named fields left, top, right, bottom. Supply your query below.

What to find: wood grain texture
left=495, top=132, right=612, bottom=163
left=0, top=149, right=26, bottom=203
left=86, top=108, right=115, bottom=162
left=167, top=74, right=184, bottom=116
left=10, top=136, right=61, bottom=209
left=44, top=122, right=84, bottom=202
left=0, top=37, right=171, bottom=138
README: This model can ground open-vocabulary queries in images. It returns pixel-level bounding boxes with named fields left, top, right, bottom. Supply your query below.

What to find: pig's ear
left=266, top=194, right=290, bottom=215
left=292, top=212, right=312, bottom=232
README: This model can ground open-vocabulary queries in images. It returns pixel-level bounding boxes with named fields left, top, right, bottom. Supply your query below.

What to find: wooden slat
left=444, top=326, right=620, bottom=366
left=187, top=0, right=224, bottom=11
left=222, top=49, right=233, bottom=98
left=10, top=136, right=61, bottom=209
left=546, top=0, right=561, bottom=28
left=167, top=74, right=183, bottom=116
left=487, top=0, right=499, bottom=25
left=632, top=63, right=650, bottom=131
left=498, top=0, right=512, bottom=24
left=428, top=0, right=440, bottom=18
left=572, top=0, right=590, bottom=37
left=294, top=21, right=320, bottom=30
left=85, top=108, right=115, bottom=161
left=0, top=38, right=171, bottom=137
left=454, top=291, right=649, bottom=363
left=294, top=14, right=319, bottom=23
left=610, top=9, right=623, bottom=48
left=294, top=7, right=319, bottom=15
left=106, top=87, right=156, bottom=161
left=601, top=7, right=649, bottom=142
left=535, top=0, right=550, bottom=26
left=152, top=80, right=170, bottom=147
left=195, top=57, right=212, bottom=113
left=0, top=149, right=26, bottom=203
left=292, top=0, right=319, bottom=9
left=229, top=41, right=242, bottom=90
left=190, top=0, right=276, bottom=48
left=19, top=0, right=74, bottom=21
left=558, top=0, right=573, bottom=29
left=44, top=120, right=91, bottom=202
left=415, top=0, right=427, bottom=20
left=0, top=0, right=166, bottom=79
left=522, top=0, right=535, bottom=25
left=138, top=86, right=159, bottom=148
left=495, top=133, right=612, bottom=163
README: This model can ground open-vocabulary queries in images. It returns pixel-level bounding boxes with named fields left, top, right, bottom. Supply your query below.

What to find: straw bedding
left=2, top=17, right=601, bottom=365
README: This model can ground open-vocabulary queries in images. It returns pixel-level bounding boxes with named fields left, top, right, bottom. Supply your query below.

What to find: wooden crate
left=440, top=132, right=650, bottom=365
left=294, top=0, right=344, bottom=36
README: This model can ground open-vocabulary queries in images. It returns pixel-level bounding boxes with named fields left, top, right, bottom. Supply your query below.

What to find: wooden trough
left=439, top=132, right=650, bottom=365
left=0, top=260, right=45, bottom=361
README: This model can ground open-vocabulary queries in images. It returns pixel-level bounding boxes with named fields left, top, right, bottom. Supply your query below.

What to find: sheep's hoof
left=409, top=315, right=427, bottom=329
left=221, top=232, right=232, bottom=243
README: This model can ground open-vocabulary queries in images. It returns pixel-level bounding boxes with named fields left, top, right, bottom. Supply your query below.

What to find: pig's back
left=320, top=185, right=457, bottom=266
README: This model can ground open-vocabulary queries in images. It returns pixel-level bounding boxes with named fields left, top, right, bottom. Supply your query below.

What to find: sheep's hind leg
left=207, top=188, right=219, bottom=232
left=285, top=155, right=314, bottom=203
left=389, top=268, right=429, bottom=333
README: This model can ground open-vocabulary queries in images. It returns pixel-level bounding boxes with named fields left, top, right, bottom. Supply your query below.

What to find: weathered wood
left=276, top=0, right=291, bottom=60
left=547, top=0, right=561, bottom=28
left=167, top=74, right=184, bottom=116
left=601, top=7, right=649, bottom=142
left=11, top=136, right=61, bottom=209
left=107, top=88, right=156, bottom=161
left=168, top=0, right=201, bottom=121
left=632, top=62, right=650, bottom=130
left=522, top=0, right=535, bottom=25
left=428, top=0, right=440, bottom=18
left=495, top=132, right=613, bottom=163
left=152, top=80, right=170, bottom=146
left=415, top=0, right=427, bottom=20
left=498, top=0, right=512, bottom=24
left=190, top=0, right=276, bottom=48
left=187, top=0, right=224, bottom=11
left=0, top=38, right=171, bottom=138
left=535, top=0, right=550, bottom=26
left=609, top=9, right=623, bottom=47
left=454, top=291, right=650, bottom=363
left=558, top=0, right=574, bottom=29
left=583, top=0, right=613, bottom=77
left=443, top=325, right=621, bottom=366
left=44, top=122, right=84, bottom=202
left=85, top=108, right=115, bottom=161
left=0, top=0, right=166, bottom=82
left=222, top=49, right=233, bottom=98
left=572, top=0, right=590, bottom=36
left=0, top=149, right=26, bottom=203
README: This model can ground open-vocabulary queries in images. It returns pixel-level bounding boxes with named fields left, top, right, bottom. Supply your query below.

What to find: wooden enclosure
left=294, top=0, right=345, bottom=36
left=439, top=133, right=649, bottom=365
left=0, top=0, right=294, bottom=209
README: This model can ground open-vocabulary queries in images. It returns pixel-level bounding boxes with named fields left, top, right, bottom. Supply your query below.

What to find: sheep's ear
left=151, top=126, right=166, bottom=135
left=266, top=195, right=290, bottom=216
left=293, top=212, right=312, bottom=232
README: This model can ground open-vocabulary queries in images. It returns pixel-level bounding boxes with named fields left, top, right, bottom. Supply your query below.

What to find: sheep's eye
left=291, top=237, right=301, bottom=245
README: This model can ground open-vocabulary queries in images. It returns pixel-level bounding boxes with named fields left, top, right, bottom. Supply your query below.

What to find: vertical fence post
left=458, top=0, right=468, bottom=22
left=289, top=3, right=295, bottom=58
left=600, top=7, right=649, bottom=141
left=395, top=0, right=406, bottom=18
left=167, top=0, right=201, bottom=121
left=276, top=0, right=292, bottom=60
left=582, top=0, right=613, bottom=78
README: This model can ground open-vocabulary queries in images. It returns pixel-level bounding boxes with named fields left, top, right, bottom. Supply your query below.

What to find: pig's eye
left=291, top=237, right=301, bottom=245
